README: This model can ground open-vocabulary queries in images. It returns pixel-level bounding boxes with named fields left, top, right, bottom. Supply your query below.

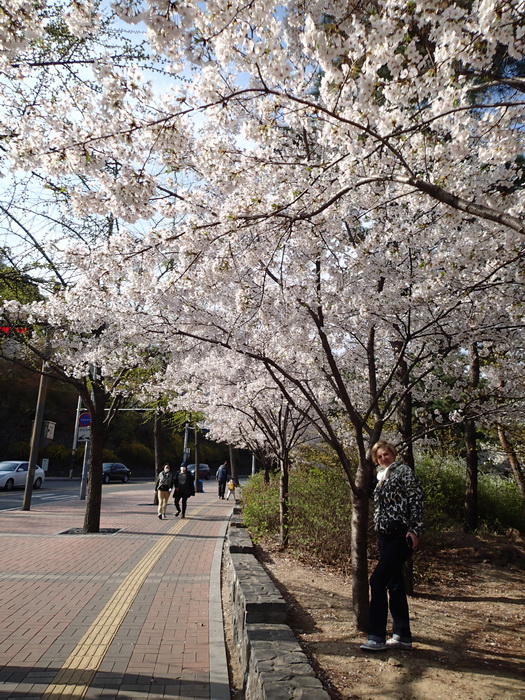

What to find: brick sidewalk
left=0, top=482, right=233, bottom=699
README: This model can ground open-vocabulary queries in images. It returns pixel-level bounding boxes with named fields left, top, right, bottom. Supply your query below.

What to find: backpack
left=158, top=471, right=171, bottom=490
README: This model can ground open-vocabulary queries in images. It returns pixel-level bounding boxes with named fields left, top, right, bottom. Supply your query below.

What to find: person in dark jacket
left=155, top=464, right=173, bottom=519
left=360, top=440, right=424, bottom=652
left=216, top=461, right=229, bottom=499
left=173, top=464, right=195, bottom=518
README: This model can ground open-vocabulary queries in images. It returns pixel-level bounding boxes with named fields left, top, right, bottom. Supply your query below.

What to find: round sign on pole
left=79, top=412, right=91, bottom=427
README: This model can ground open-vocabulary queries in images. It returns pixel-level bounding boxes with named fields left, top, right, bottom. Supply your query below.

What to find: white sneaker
left=386, top=637, right=413, bottom=649
left=360, top=639, right=387, bottom=651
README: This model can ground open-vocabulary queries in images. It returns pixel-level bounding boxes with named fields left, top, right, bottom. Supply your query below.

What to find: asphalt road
left=0, top=478, right=153, bottom=511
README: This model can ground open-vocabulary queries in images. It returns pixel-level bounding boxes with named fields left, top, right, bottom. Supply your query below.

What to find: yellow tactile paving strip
left=41, top=504, right=209, bottom=699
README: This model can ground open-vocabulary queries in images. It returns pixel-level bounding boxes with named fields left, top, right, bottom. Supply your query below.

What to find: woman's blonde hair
left=370, top=440, right=397, bottom=465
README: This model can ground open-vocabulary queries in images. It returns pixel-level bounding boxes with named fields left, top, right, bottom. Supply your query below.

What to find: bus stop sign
left=78, top=412, right=91, bottom=440
left=79, top=412, right=91, bottom=427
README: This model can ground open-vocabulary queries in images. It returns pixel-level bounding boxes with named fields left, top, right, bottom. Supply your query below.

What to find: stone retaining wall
left=225, top=508, right=331, bottom=700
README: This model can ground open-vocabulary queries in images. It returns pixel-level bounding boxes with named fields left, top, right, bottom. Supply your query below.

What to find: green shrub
left=42, top=443, right=71, bottom=474
left=118, top=440, right=154, bottom=471
left=242, top=451, right=525, bottom=571
left=241, top=450, right=353, bottom=569
left=6, top=441, right=30, bottom=459
left=417, top=454, right=525, bottom=534
left=478, top=473, right=525, bottom=533
left=290, top=464, right=353, bottom=569
left=416, top=455, right=466, bottom=531
left=241, top=471, right=281, bottom=541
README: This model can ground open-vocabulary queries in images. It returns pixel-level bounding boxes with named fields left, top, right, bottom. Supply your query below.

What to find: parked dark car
left=187, top=463, right=211, bottom=480
left=102, top=462, right=131, bottom=483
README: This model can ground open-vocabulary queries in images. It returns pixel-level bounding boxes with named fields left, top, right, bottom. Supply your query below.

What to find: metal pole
left=79, top=439, right=90, bottom=500
left=80, top=368, right=95, bottom=501
left=69, top=395, right=82, bottom=478
left=22, top=360, right=49, bottom=511
left=183, top=421, right=190, bottom=464
left=252, top=453, right=256, bottom=476
left=194, top=425, right=200, bottom=495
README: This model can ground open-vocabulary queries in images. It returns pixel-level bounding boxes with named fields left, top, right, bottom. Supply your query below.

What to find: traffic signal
left=0, top=325, right=29, bottom=334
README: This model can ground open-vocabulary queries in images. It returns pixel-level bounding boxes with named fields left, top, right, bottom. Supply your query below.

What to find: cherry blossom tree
left=89, top=189, right=521, bottom=627
left=2, top=0, right=525, bottom=627
left=1, top=1, right=522, bottom=238
left=17, top=176, right=519, bottom=624
left=448, top=336, right=525, bottom=518
left=170, top=346, right=317, bottom=545
left=0, top=234, right=169, bottom=532
left=0, top=0, right=166, bottom=285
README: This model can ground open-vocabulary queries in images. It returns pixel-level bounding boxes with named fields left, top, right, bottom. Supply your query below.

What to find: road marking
left=41, top=503, right=209, bottom=699
left=37, top=494, right=78, bottom=501
left=0, top=493, right=78, bottom=508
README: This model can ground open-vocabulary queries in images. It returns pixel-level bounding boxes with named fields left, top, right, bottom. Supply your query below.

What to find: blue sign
left=79, top=412, right=91, bottom=427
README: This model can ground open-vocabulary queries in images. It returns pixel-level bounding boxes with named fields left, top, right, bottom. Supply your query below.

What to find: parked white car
left=0, top=461, right=45, bottom=491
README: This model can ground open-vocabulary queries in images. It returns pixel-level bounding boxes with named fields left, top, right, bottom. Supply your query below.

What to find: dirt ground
left=224, top=531, right=525, bottom=700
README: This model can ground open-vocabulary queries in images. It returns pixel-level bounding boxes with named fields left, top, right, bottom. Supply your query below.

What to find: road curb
left=225, top=507, right=331, bottom=699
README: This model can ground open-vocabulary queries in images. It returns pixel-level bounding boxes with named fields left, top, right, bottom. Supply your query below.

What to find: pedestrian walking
left=360, top=440, right=424, bottom=652
left=226, top=478, right=236, bottom=500
left=173, top=464, right=195, bottom=518
left=216, top=460, right=229, bottom=499
left=155, top=464, right=173, bottom=519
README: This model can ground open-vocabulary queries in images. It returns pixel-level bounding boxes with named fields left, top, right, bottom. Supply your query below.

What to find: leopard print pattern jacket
left=373, top=461, right=424, bottom=537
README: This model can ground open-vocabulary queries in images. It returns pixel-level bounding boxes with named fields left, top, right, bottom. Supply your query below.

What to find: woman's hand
left=406, top=532, right=419, bottom=549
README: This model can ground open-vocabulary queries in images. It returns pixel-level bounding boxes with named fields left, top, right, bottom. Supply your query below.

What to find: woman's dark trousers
left=174, top=494, right=189, bottom=516
left=368, top=533, right=412, bottom=643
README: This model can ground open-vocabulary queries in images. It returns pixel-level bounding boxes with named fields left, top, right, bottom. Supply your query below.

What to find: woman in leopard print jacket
left=360, top=440, right=424, bottom=653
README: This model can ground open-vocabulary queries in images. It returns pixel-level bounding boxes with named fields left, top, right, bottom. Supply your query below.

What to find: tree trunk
left=497, top=421, right=525, bottom=508
left=350, top=487, right=370, bottom=632
left=154, top=411, right=163, bottom=472
left=279, top=457, right=290, bottom=548
left=392, top=340, right=415, bottom=471
left=464, top=342, right=480, bottom=533
left=464, top=416, right=478, bottom=532
left=398, top=386, right=414, bottom=470
left=194, top=426, right=200, bottom=491
left=397, top=354, right=416, bottom=592
left=83, top=384, right=106, bottom=533
left=229, top=444, right=238, bottom=484
left=346, top=435, right=375, bottom=633
left=153, top=412, right=162, bottom=505
left=263, top=459, right=271, bottom=484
